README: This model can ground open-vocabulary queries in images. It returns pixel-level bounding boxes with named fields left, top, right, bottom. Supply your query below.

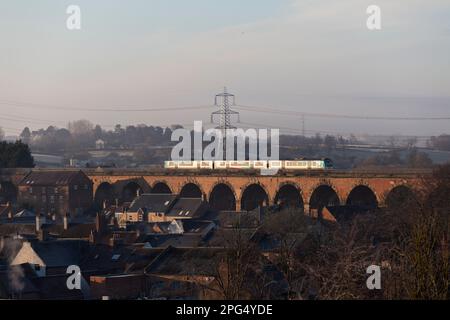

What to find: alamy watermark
left=66, top=265, right=81, bottom=290
left=367, top=5, right=382, bottom=30
left=170, top=121, right=280, bottom=175
left=66, top=5, right=81, bottom=30
left=366, top=265, right=381, bottom=290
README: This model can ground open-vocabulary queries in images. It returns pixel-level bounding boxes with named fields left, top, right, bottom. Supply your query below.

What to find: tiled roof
left=144, top=246, right=225, bottom=276
left=128, top=194, right=177, bottom=213
left=27, top=240, right=87, bottom=267
left=166, top=198, right=205, bottom=218
left=19, top=170, right=89, bottom=186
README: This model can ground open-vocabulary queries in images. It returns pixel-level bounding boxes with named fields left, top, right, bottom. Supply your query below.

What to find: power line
left=0, top=99, right=211, bottom=112
left=235, top=105, right=450, bottom=121
left=237, top=121, right=436, bottom=139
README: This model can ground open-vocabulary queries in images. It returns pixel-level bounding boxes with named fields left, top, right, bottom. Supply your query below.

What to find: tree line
left=0, top=141, right=34, bottom=168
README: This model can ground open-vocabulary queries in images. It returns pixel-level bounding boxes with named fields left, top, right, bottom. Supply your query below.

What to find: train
left=164, top=158, right=333, bottom=170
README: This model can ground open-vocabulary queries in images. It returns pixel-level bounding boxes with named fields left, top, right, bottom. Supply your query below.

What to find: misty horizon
left=1, top=0, right=450, bottom=137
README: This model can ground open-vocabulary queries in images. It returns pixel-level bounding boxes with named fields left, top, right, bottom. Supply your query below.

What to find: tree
left=324, top=135, right=337, bottom=151
left=407, top=149, right=432, bottom=168
left=0, top=141, right=34, bottom=168
left=134, top=148, right=156, bottom=164
left=93, top=125, right=103, bottom=140
left=68, top=119, right=94, bottom=137
left=20, top=127, right=31, bottom=144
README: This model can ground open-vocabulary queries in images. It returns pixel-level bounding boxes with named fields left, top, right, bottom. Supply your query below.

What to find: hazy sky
left=1, top=0, right=450, bottom=137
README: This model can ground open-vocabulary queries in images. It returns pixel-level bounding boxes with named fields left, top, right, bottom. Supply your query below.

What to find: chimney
left=63, top=213, right=69, bottom=230
left=6, top=202, right=12, bottom=220
left=89, top=229, right=95, bottom=244
left=109, top=237, right=115, bottom=248
left=37, top=229, right=48, bottom=241
left=36, top=214, right=42, bottom=232
left=96, top=212, right=104, bottom=233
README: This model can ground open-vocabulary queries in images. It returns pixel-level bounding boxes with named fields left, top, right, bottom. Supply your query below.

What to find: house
left=95, top=139, right=105, bottom=150
left=89, top=273, right=147, bottom=300
left=165, top=198, right=208, bottom=221
left=116, top=194, right=177, bottom=225
left=0, top=264, right=40, bottom=299
left=18, top=170, right=93, bottom=217
left=0, top=263, right=88, bottom=300
left=10, top=240, right=88, bottom=277
left=0, top=203, right=13, bottom=220
left=85, top=246, right=164, bottom=299
left=117, top=194, right=209, bottom=224
left=144, top=246, right=224, bottom=299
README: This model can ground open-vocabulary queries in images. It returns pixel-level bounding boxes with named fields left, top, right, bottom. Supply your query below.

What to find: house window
left=50, top=196, right=55, bottom=204
left=29, top=187, right=33, bottom=194
left=84, top=184, right=88, bottom=190
left=74, top=185, right=78, bottom=191
left=54, top=188, right=59, bottom=194
left=41, top=196, right=46, bottom=202
left=34, top=264, right=41, bottom=271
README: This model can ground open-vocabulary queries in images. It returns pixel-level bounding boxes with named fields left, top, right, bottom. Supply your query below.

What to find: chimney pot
left=36, top=214, right=41, bottom=232
left=63, top=213, right=69, bottom=230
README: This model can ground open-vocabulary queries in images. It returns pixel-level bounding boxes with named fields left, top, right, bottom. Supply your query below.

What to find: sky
left=1, top=0, right=450, bottom=137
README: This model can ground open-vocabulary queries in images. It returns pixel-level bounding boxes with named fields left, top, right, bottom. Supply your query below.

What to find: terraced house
left=18, top=170, right=93, bottom=218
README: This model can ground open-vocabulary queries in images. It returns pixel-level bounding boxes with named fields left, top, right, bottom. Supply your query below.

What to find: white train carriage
left=164, top=161, right=178, bottom=169
left=228, top=161, right=252, bottom=169
left=252, top=160, right=268, bottom=169
left=309, top=160, right=325, bottom=169
left=214, top=161, right=228, bottom=169
left=176, top=161, right=199, bottom=169
left=199, top=161, right=214, bottom=169
left=268, top=160, right=282, bottom=170
left=284, top=160, right=309, bottom=170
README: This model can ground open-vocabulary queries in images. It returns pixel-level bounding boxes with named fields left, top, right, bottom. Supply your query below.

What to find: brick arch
left=94, top=181, right=115, bottom=208
left=308, top=183, right=341, bottom=211
left=307, top=180, right=341, bottom=204
left=273, top=181, right=304, bottom=208
left=180, top=181, right=204, bottom=199
left=342, top=180, right=379, bottom=203
left=208, top=180, right=238, bottom=201
left=92, top=177, right=116, bottom=193
left=345, top=184, right=378, bottom=208
left=239, top=181, right=269, bottom=202
left=209, top=181, right=238, bottom=211
left=383, top=183, right=419, bottom=208
left=151, top=180, right=173, bottom=194
left=240, top=182, right=270, bottom=211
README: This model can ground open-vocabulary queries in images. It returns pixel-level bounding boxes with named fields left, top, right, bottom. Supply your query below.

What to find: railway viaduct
left=0, top=168, right=429, bottom=213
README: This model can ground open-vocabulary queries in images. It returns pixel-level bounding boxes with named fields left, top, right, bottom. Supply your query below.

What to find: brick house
left=18, top=170, right=93, bottom=217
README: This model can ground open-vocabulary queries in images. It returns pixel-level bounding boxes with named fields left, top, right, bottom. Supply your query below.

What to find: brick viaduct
left=1, top=168, right=429, bottom=213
